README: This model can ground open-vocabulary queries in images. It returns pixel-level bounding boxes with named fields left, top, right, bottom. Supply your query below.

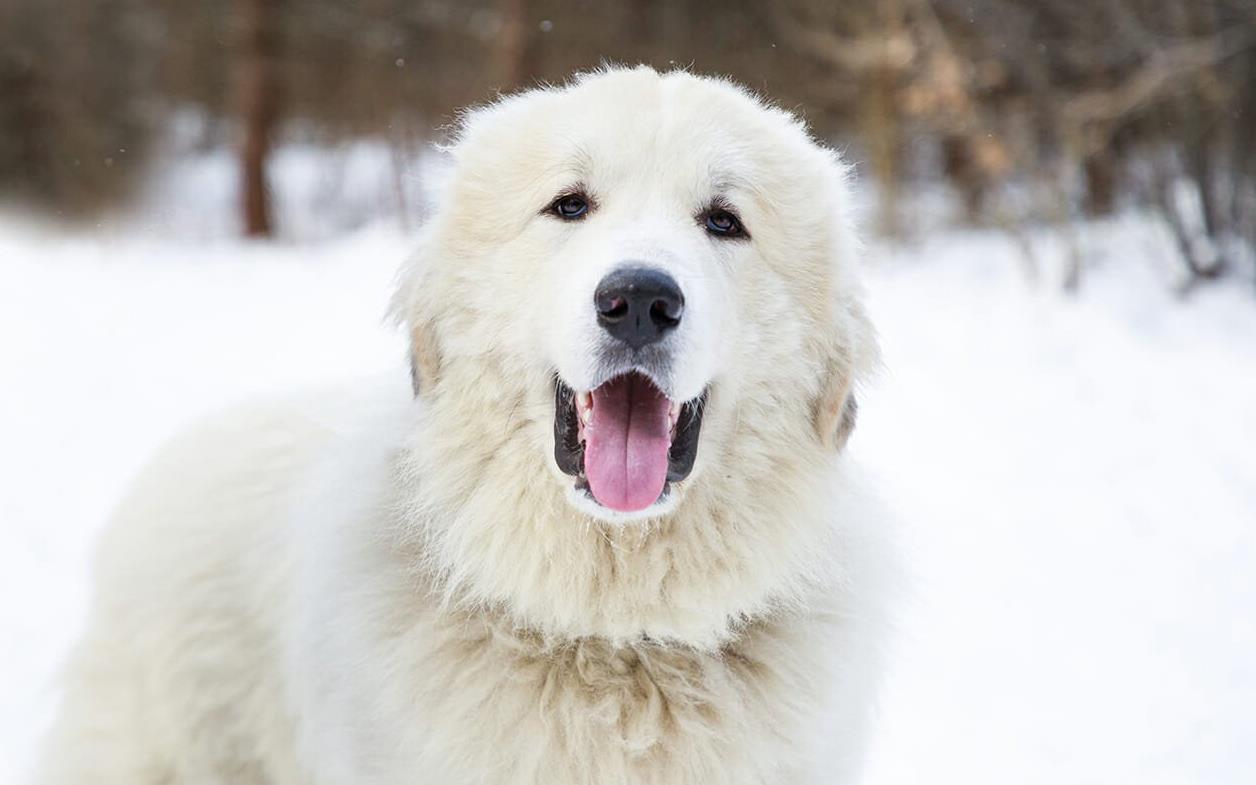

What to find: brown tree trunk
left=943, top=134, right=987, bottom=221
left=235, top=0, right=280, bottom=238
left=1083, top=153, right=1116, bottom=217
left=494, top=0, right=531, bottom=91
left=866, top=0, right=905, bottom=237
left=866, top=63, right=900, bottom=237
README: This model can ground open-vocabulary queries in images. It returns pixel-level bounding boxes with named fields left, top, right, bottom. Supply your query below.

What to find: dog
left=35, top=66, right=891, bottom=785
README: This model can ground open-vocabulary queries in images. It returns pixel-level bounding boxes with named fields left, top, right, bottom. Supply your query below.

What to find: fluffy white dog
left=35, top=67, right=891, bottom=785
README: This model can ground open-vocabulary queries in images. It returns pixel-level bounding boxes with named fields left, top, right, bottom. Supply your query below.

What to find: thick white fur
left=35, top=67, right=891, bottom=785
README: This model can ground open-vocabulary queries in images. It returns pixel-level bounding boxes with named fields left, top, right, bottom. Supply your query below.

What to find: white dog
left=35, top=67, right=891, bottom=785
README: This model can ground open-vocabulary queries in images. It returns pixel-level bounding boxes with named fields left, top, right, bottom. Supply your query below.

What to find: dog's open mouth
left=554, top=372, right=706, bottom=513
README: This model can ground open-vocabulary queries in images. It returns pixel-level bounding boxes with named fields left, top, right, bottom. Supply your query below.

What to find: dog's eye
left=550, top=194, right=590, bottom=220
left=703, top=209, right=747, bottom=239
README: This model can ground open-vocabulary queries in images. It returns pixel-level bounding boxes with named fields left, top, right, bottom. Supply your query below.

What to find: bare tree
left=5, top=0, right=1254, bottom=292
left=234, top=0, right=280, bottom=237
left=494, top=0, right=533, bottom=91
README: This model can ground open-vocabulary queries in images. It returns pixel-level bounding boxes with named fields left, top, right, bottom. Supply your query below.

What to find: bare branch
left=1063, top=32, right=1255, bottom=126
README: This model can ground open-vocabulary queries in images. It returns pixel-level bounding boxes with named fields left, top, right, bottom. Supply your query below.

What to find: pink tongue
left=584, top=374, right=673, bottom=512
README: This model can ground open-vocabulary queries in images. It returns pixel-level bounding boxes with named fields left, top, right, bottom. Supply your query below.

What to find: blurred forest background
left=5, top=7, right=1256, bottom=780
left=2, top=0, right=1254, bottom=289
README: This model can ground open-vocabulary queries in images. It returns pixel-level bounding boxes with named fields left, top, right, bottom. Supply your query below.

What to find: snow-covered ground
left=2, top=191, right=1254, bottom=783
left=858, top=223, right=1256, bottom=785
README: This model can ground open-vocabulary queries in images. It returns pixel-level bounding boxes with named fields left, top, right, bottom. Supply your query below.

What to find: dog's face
left=398, top=67, right=872, bottom=528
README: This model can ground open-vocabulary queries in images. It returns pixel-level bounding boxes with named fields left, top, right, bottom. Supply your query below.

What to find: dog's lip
left=552, top=374, right=708, bottom=506
left=584, top=364, right=676, bottom=402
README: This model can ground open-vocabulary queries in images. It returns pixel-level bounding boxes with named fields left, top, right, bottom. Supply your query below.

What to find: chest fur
left=379, top=613, right=827, bottom=785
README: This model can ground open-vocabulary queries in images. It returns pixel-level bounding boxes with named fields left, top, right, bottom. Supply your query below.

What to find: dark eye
left=704, top=208, right=746, bottom=238
left=550, top=193, right=589, bottom=220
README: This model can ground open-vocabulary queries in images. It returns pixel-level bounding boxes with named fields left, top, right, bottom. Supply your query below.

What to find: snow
left=856, top=222, right=1256, bottom=785
left=2, top=180, right=1255, bottom=783
left=0, top=217, right=408, bottom=782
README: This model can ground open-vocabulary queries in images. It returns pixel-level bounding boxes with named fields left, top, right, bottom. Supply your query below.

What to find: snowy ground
left=2, top=197, right=1255, bottom=784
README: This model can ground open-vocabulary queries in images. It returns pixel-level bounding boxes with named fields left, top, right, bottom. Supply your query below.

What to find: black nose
left=594, top=266, right=684, bottom=350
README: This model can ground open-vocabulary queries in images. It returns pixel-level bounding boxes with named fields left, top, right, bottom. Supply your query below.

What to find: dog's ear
left=813, top=294, right=876, bottom=450
left=407, top=319, right=442, bottom=396
left=808, top=153, right=876, bottom=451
left=813, top=357, right=859, bottom=450
left=390, top=230, right=443, bottom=397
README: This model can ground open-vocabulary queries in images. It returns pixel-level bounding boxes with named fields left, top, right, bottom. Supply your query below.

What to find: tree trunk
left=235, top=0, right=280, bottom=238
left=943, top=134, right=987, bottom=221
left=1083, top=153, right=1116, bottom=217
left=494, top=0, right=531, bottom=91
left=867, top=0, right=905, bottom=237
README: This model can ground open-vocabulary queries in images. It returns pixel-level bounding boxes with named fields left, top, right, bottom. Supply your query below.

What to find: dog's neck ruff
left=395, top=393, right=845, bottom=649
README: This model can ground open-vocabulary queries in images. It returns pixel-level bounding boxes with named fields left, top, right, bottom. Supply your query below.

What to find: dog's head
left=393, top=67, right=876, bottom=641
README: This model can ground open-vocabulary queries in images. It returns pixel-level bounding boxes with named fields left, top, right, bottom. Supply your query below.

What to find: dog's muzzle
left=553, top=263, right=708, bottom=513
